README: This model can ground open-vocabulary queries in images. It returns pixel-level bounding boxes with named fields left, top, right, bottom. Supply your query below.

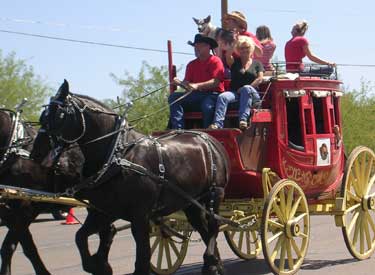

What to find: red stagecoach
left=146, top=39, right=375, bottom=275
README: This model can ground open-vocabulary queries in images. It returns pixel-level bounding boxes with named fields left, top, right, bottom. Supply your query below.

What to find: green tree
left=106, top=61, right=172, bottom=134
left=341, top=79, right=375, bottom=153
left=0, top=51, right=51, bottom=121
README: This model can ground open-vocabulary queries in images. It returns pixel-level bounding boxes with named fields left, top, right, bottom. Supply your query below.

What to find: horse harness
left=0, top=109, right=33, bottom=174
left=50, top=95, right=239, bottom=228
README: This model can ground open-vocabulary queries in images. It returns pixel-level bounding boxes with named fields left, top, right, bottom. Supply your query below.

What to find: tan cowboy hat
left=223, top=11, right=247, bottom=30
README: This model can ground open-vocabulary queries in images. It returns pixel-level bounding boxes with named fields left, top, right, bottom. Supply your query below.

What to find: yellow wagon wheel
left=224, top=229, right=261, bottom=260
left=261, top=179, right=310, bottom=275
left=150, top=225, right=190, bottom=275
left=224, top=211, right=261, bottom=260
left=341, top=146, right=375, bottom=260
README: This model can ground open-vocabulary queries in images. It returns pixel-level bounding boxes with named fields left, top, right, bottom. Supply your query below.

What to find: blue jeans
left=212, top=85, right=260, bottom=128
left=168, top=91, right=219, bottom=129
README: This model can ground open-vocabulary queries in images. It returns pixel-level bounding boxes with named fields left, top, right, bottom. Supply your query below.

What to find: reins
left=45, top=83, right=193, bottom=155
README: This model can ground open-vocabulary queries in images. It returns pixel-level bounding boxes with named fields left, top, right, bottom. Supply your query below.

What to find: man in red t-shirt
left=169, top=34, right=224, bottom=129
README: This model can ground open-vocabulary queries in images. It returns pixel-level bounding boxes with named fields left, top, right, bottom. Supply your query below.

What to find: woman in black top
left=210, top=35, right=264, bottom=130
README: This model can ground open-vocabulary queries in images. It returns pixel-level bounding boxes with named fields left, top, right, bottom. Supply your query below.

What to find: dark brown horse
left=0, top=108, right=83, bottom=275
left=30, top=80, right=231, bottom=275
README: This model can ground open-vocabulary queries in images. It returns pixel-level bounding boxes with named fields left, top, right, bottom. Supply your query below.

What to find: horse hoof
left=202, top=266, right=220, bottom=275
left=91, top=254, right=113, bottom=275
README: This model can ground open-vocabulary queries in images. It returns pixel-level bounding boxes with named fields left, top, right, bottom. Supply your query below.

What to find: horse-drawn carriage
left=1, top=7, right=374, bottom=275
left=141, top=45, right=375, bottom=275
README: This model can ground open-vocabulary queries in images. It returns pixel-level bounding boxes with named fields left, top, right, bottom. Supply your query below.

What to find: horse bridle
left=45, top=96, right=87, bottom=145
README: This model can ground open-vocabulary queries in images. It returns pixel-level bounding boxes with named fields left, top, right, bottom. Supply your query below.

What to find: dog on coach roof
left=193, top=15, right=220, bottom=39
left=189, top=15, right=235, bottom=47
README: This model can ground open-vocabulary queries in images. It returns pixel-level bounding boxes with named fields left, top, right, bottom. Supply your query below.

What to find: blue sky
left=1, top=0, right=374, bottom=100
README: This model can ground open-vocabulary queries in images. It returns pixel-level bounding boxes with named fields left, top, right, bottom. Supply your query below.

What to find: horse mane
left=71, top=93, right=115, bottom=114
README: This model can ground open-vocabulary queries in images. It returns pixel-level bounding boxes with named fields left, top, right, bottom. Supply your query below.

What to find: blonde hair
left=294, top=20, right=309, bottom=36
left=235, top=35, right=255, bottom=53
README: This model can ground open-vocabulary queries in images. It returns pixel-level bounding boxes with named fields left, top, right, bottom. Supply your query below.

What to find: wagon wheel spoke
left=363, top=153, right=373, bottom=190
left=349, top=173, right=361, bottom=197
left=272, top=198, right=286, bottom=224
left=169, top=239, right=181, bottom=258
left=279, top=189, right=287, bottom=219
left=268, top=219, right=284, bottom=230
left=365, top=174, right=375, bottom=195
left=150, top=225, right=190, bottom=275
left=347, top=210, right=360, bottom=236
left=346, top=203, right=361, bottom=215
left=237, top=231, right=244, bottom=251
left=267, top=230, right=284, bottom=244
left=363, top=214, right=372, bottom=251
left=151, top=236, right=161, bottom=254
left=286, top=186, right=294, bottom=219
left=365, top=212, right=375, bottom=234
left=353, top=160, right=363, bottom=195
left=279, top=238, right=286, bottom=272
left=246, top=231, right=251, bottom=255
left=352, top=214, right=361, bottom=247
left=291, top=238, right=302, bottom=258
left=157, top=238, right=165, bottom=269
left=347, top=190, right=361, bottom=203
left=224, top=225, right=262, bottom=260
left=286, top=238, right=295, bottom=270
left=164, top=239, right=173, bottom=269
left=294, top=213, right=307, bottom=223
left=289, top=195, right=302, bottom=220
left=270, top=236, right=283, bottom=262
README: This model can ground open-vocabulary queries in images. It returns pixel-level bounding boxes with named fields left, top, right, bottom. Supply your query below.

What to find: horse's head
left=31, top=80, right=85, bottom=165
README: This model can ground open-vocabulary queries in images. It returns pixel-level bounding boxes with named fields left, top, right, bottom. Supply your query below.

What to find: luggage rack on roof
left=272, top=62, right=338, bottom=80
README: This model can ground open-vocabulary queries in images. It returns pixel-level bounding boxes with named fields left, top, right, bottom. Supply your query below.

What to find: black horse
left=30, top=80, right=231, bottom=275
left=0, top=108, right=84, bottom=275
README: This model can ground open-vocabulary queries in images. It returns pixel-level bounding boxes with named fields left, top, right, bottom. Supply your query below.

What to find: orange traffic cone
left=62, top=208, right=79, bottom=225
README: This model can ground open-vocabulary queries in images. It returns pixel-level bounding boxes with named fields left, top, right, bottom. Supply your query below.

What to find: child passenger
left=254, top=25, right=276, bottom=75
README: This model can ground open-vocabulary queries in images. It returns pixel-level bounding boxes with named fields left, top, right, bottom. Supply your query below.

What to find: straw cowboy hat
left=224, top=11, right=248, bottom=30
left=190, top=34, right=218, bottom=49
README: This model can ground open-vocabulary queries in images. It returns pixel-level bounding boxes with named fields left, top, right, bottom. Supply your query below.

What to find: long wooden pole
left=221, top=0, right=228, bottom=27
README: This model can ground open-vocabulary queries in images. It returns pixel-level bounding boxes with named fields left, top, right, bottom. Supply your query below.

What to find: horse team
left=0, top=79, right=230, bottom=275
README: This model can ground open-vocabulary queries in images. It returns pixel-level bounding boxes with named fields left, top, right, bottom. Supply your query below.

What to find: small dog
left=189, top=15, right=235, bottom=47
left=193, top=15, right=220, bottom=39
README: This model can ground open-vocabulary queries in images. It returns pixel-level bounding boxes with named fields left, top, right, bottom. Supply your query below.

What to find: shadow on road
left=301, top=258, right=358, bottom=270
left=174, top=258, right=271, bottom=275
left=165, top=257, right=359, bottom=275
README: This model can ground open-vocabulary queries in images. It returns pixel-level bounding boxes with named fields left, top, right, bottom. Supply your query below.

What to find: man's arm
left=189, top=78, right=220, bottom=91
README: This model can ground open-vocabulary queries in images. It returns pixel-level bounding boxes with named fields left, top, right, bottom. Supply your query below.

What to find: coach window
left=312, top=97, right=328, bottom=134
left=286, top=97, right=304, bottom=150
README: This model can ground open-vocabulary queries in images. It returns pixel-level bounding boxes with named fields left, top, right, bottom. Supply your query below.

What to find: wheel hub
left=362, top=195, right=375, bottom=211
left=286, top=220, right=301, bottom=238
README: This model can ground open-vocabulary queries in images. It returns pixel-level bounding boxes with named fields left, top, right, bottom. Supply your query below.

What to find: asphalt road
left=1, top=208, right=374, bottom=275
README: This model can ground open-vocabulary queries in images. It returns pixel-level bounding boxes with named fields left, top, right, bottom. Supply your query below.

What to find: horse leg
left=0, top=229, right=18, bottom=275
left=19, top=227, right=51, bottom=275
left=75, top=211, right=113, bottom=275
left=131, top=216, right=151, bottom=275
left=184, top=195, right=224, bottom=275
left=91, top=225, right=117, bottom=275
left=203, top=187, right=224, bottom=275
left=0, top=212, right=50, bottom=275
